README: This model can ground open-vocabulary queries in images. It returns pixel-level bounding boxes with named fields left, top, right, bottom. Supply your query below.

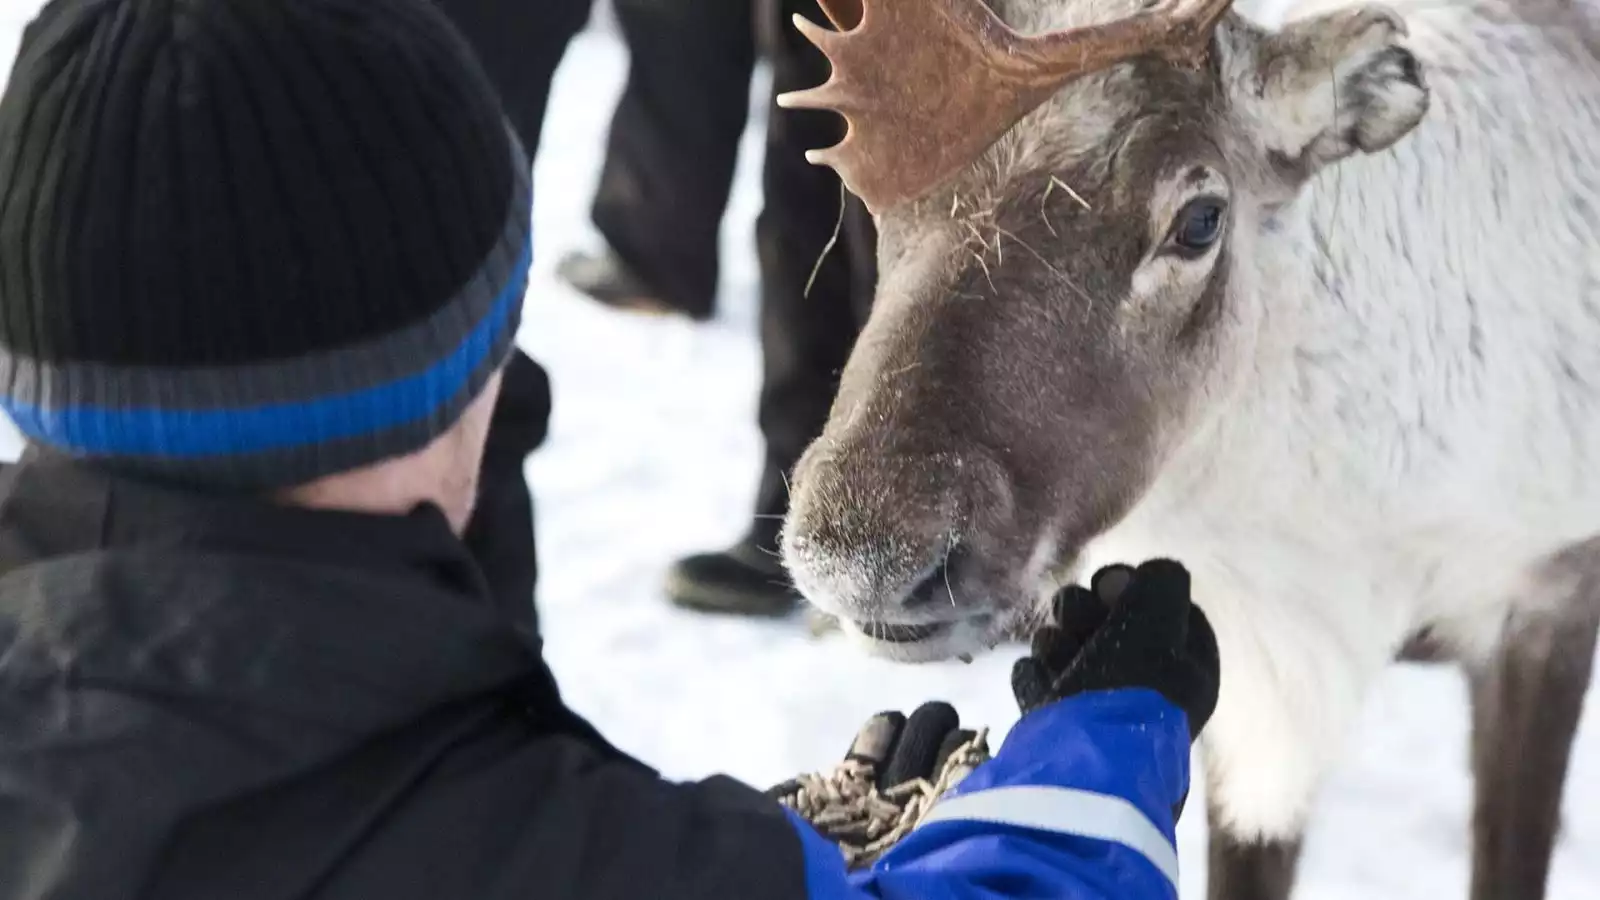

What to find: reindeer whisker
left=943, top=533, right=960, bottom=609
left=1323, top=63, right=1345, bottom=244
left=969, top=251, right=995, bottom=291
left=1048, top=174, right=1092, bottom=211
left=963, top=220, right=991, bottom=252
left=804, top=183, right=848, bottom=300
left=991, top=224, right=1097, bottom=308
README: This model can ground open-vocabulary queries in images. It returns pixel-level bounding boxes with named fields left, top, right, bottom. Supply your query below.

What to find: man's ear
left=1228, top=6, right=1430, bottom=184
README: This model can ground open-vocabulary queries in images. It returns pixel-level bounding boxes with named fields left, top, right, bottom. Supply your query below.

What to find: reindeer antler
left=776, top=0, right=1235, bottom=214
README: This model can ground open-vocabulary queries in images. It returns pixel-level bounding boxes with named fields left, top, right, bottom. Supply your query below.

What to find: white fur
left=1071, top=0, right=1600, bottom=838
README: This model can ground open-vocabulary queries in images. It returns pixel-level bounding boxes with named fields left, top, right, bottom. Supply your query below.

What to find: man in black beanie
left=0, top=2, right=1220, bottom=899
left=0, top=0, right=551, bottom=633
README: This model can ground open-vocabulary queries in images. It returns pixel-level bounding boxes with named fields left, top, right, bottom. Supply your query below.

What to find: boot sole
left=665, top=571, right=800, bottom=619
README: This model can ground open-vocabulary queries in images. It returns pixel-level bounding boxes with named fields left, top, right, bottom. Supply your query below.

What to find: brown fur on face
left=781, top=3, right=1428, bottom=659
left=784, top=54, right=1233, bottom=648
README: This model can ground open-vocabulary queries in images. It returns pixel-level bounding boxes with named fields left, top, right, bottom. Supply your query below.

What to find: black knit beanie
left=0, top=0, right=531, bottom=490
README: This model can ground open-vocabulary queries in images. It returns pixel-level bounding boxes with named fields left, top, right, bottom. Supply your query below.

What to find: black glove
left=1012, top=559, right=1219, bottom=743
left=768, top=701, right=989, bottom=868
left=843, top=701, right=976, bottom=796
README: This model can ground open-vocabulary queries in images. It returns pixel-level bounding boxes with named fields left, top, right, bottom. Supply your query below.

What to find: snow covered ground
left=2, top=2, right=1598, bottom=897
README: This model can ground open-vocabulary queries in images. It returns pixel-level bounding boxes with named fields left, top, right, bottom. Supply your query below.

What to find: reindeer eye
left=1165, top=197, right=1227, bottom=258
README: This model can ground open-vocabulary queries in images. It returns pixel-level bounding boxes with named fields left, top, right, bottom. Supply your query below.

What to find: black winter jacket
left=0, top=459, right=806, bottom=900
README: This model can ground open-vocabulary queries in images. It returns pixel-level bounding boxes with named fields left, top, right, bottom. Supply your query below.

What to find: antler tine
left=786, top=14, right=851, bottom=78
left=775, top=0, right=1237, bottom=215
left=813, top=0, right=864, bottom=32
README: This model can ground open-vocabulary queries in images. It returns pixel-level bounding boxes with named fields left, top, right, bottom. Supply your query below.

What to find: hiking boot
left=556, top=248, right=706, bottom=320
left=665, top=530, right=802, bottom=618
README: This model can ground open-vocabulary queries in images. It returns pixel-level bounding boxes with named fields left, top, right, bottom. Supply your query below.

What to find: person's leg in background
left=433, top=0, right=593, bottom=635
left=664, top=0, right=878, bottom=616
left=558, top=0, right=757, bottom=321
left=434, top=0, right=591, bottom=158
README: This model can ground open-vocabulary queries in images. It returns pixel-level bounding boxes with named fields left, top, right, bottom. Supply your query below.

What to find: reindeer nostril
left=901, top=542, right=966, bottom=609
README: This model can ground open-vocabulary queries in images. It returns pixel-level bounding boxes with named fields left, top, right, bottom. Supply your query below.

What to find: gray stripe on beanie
left=75, top=306, right=521, bottom=492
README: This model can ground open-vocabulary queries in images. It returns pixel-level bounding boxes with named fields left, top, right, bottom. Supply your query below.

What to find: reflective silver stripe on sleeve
left=915, top=785, right=1180, bottom=888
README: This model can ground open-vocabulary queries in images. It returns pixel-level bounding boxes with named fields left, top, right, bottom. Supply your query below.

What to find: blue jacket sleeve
left=784, top=688, right=1190, bottom=900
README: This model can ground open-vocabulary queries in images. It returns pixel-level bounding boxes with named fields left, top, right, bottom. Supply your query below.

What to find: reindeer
left=775, top=0, right=1600, bottom=896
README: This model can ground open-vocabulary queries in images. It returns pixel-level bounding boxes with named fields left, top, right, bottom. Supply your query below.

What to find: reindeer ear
left=1243, top=6, right=1429, bottom=181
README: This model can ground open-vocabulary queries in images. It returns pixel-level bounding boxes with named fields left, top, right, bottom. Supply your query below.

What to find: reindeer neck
left=1208, top=0, right=1600, bottom=514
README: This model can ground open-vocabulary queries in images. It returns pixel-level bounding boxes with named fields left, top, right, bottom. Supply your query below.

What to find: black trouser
left=749, top=0, right=877, bottom=549
left=590, top=0, right=759, bottom=319
left=434, top=0, right=592, bottom=635
left=584, top=0, right=875, bottom=549
left=434, top=0, right=593, bottom=158
left=442, top=0, right=875, bottom=582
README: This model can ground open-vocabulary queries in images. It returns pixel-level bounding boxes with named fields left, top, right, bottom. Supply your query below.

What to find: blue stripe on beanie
left=0, top=235, right=529, bottom=460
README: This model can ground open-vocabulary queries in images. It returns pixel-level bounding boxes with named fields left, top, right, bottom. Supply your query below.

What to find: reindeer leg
left=1206, top=824, right=1303, bottom=900
left=1467, top=570, right=1599, bottom=900
left=1193, top=595, right=1393, bottom=900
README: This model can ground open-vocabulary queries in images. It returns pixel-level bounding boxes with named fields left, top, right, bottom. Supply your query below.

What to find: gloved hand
left=1012, top=559, right=1219, bottom=743
left=768, top=701, right=991, bottom=869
